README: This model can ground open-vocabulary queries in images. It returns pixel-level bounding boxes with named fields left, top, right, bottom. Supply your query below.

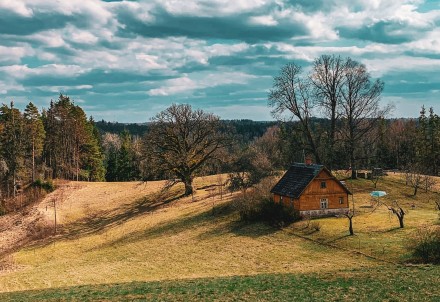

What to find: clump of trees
left=0, top=95, right=104, bottom=213
left=43, top=95, right=105, bottom=181
left=269, top=55, right=390, bottom=177
left=102, top=131, right=141, bottom=181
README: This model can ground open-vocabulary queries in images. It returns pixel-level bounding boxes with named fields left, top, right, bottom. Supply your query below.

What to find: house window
left=320, top=198, right=328, bottom=209
left=339, top=197, right=344, bottom=204
left=321, top=181, right=327, bottom=189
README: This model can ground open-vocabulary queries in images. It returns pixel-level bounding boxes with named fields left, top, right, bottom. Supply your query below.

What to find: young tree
left=145, top=104, right=228, bottom=196
left=24, top=102, right=45, bottom=182
left=405, top=165, right=425, bottom=196
left=383, top=200, right=406, bottom=228
left=268, top=62, right=322, bottom=163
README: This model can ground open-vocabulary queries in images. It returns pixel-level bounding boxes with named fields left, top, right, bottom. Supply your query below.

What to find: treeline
left=0, top=95, right=104, bottom=203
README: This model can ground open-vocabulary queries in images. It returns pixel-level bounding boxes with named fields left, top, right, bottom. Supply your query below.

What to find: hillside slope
left=0, top=176, right=384, bottom=293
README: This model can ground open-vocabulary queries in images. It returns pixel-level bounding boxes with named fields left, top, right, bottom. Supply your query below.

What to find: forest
left=0, top=55, right=439, bottom=213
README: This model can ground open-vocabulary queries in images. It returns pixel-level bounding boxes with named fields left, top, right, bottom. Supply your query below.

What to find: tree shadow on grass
left=86, top=202, right=237, bottom=251
left=65, top=191, right=186, bottom=238
left=86, top=202, right=279, bottom=251
left=384, top=226, right=403, bottom=233
left=26, top=190, right=187, bottom=251
left=324, top=234, right=352, bottom=244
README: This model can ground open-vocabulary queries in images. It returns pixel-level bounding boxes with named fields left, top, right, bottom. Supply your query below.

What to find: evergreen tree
left=43, top=94, right=105, bottom=181
left=23, top=102, right=45, bottom=182
left=116, top=130, right=139, bottom=181
left=0, top=102, right=26, bottom=197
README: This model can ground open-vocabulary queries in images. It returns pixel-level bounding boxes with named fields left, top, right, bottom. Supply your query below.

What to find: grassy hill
left=0, top=174, right=439, bottom=301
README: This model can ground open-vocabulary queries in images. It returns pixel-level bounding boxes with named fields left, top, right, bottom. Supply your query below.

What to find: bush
left=407, top=226, right=440, bottom=264
left=233, top=177, right=299, bottom=227
left=32, top=179, right=55, bottom=192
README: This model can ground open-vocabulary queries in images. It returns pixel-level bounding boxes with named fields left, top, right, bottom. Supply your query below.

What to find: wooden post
left=53, top=199, right=57, bottom=234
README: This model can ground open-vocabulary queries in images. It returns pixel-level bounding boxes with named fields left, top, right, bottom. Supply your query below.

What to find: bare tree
left=423, top=175, right=436, bottom=193
left=145, top=104, right=227, bottom=196
left=310, top=55, right=345, bottom=169
left=268, top=62, right=322, bottom=163
left=383, top=200, right=406, bottom=228
left=339, top=58, right=389, bottom=179
left=405, top=165, right=425, bottom=196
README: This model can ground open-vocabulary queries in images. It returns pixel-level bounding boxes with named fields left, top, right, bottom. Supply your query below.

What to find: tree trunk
left=183, top=178, right=193, bottom=196
left=351, top=169, right=357, bottom=180
left=398, top=216, right=404, bottom=228
left=32, top=138, right=35, bottom=183
left=348, top=216, right=354, bottom=235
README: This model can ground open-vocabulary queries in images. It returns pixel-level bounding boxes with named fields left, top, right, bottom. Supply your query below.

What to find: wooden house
left=271, top=160, right=351, bottom=217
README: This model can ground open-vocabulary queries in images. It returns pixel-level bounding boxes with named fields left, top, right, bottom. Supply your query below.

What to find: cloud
left=148, top=71, right=257, bottom=96
left=0, top=0, right=437, bottom=122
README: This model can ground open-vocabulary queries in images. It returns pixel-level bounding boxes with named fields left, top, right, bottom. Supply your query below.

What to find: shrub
left=407, top=226, right=440, bottom=264
left=32, top=179, right=55, bottom=192
left=233, top=177, right=299, bottom=227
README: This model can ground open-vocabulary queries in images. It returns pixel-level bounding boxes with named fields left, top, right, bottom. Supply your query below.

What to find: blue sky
left=0, top=0, right=439, bottom=122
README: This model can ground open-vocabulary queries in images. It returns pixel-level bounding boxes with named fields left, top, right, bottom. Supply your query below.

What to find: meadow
left=0, top=174, right=439, bottom=301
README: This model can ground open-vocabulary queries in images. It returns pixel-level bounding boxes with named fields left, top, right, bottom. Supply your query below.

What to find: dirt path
left=0, top=180, right=170, bottom=261
left=0, top=183, right=75, bottom=259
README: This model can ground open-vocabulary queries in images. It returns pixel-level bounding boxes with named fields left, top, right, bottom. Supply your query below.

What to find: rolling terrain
left=0, top=174, right=439, bottom=301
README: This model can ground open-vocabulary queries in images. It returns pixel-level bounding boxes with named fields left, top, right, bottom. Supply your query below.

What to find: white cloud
left=148, top=76, right=197, bottom=96
left=363, top=56, right=440, bottom=76
left=249, top=15, right=278, bottom=26
left=148, top=71, right=257, bottom=96
left=159, top=0, right=270, bottom=17
left=0, top=1, right=33, bottom=16
left=0, top=64, right=88, bottom=79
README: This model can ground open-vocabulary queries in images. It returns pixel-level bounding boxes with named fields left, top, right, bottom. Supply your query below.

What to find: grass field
left=1, top=266, right=439, bottom=301
left=0, top=174, right=439, bottom=300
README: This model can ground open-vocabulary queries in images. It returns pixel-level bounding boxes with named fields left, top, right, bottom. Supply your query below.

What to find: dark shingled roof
left=270, top=163, right=324, bottom=198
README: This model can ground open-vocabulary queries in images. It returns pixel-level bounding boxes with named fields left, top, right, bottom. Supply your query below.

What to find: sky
left=0, top=0, right=439, bottom=122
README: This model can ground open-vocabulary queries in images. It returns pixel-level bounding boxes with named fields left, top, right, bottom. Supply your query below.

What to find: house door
left=320, top=198, right=328, bottom=209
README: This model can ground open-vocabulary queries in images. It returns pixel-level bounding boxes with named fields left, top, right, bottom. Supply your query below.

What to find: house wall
left=273, top=194, right=300, bottom=210
left=298, top=169, right=348, bottom=211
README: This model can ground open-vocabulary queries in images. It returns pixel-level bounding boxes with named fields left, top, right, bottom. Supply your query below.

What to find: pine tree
left=0, top=102, right=26, bottom=197
left=24, top=102, right=45, bottom=182
left=43, top=94, right=105, bottom=181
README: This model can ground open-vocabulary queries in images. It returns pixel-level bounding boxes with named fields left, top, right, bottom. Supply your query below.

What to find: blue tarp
left=370, top=191, right=387, bottom=197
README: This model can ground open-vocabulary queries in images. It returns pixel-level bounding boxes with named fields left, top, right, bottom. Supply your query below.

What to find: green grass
left=1, top=266, right=439, bottom=301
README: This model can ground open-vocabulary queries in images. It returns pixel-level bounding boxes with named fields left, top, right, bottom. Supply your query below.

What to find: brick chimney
left=305, top=155, right=312, bottom=165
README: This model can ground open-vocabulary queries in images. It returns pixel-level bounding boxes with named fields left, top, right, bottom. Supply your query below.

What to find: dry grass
left=292, top=176, right=440, bottom=262
left=0, top=174, right=439, bottom=295
left=0, top=175, right=381, bottom=293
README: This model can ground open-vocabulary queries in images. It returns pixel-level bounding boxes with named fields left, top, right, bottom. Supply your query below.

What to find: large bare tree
left=268, top=62, right=322, bottom=163
left=145, top=104, right=227, bottom=196
left=310, top=55, right=345, bottom=169
left=339, top=58, right=388, bottom=178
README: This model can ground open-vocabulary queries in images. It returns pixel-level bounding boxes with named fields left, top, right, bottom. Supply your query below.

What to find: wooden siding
left=273, top=169, right=349, bottom=212
left=273, top=194, right=300, bottom=210
left=298, top=170, right=348, bottom=211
